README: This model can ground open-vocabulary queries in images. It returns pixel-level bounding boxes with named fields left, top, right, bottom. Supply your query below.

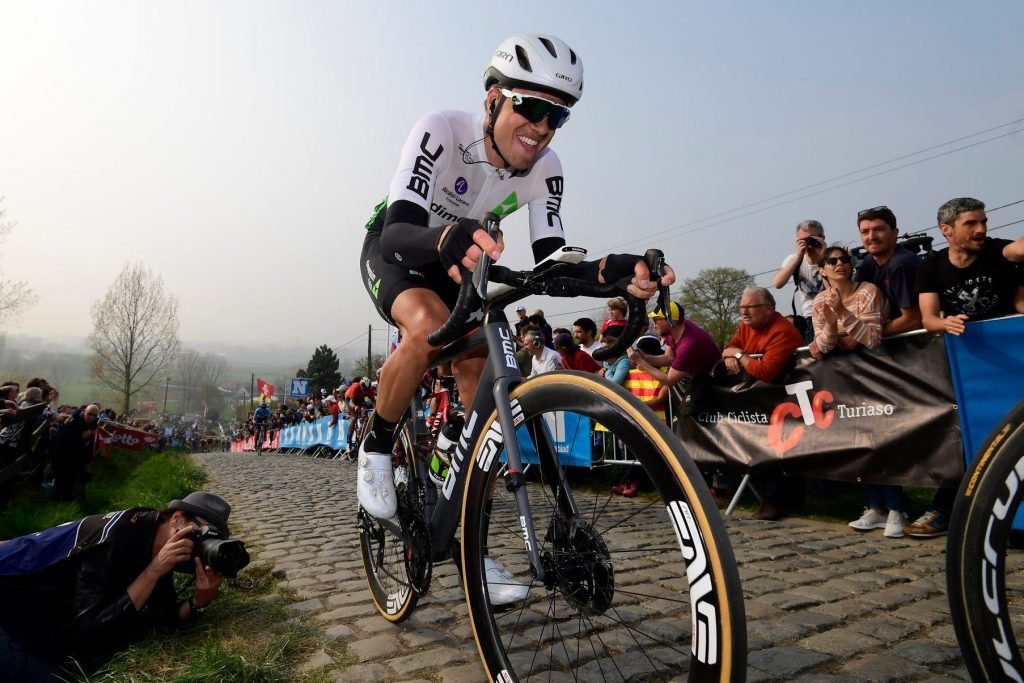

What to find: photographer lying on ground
left=0, top=492, right=249, bottom=681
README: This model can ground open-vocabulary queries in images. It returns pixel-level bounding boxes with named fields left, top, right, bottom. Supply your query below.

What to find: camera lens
left=199, top=538, right=251, bottom=578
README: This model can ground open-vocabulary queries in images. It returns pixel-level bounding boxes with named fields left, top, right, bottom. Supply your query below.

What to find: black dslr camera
left=175, top=525, right=251, bottom=578
left=803, top=235, right=822, bottom=249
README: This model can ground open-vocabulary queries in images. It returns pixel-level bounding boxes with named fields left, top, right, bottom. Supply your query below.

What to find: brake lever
left=473, top=212, right=501, bottom=301
left=643, top=249, right=673, bottom=328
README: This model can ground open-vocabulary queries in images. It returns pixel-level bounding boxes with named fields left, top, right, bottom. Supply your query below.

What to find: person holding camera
left=773, top=219, right=828, bottom=343
left=0, top=492, right=248, bottom=681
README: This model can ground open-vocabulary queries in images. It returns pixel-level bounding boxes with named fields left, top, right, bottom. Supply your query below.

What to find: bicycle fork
left=489, top=369, right=580, bottom=587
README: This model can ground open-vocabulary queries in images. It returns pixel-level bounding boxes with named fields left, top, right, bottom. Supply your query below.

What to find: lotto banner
left=96, top=422, right=161, bottom=454
left=676, top=331, right=964, bottom=487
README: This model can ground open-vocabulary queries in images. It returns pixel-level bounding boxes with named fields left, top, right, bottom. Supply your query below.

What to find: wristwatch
left=732, top=351, right=743, bottom=360
left=189, top=596, right=208, bottom=615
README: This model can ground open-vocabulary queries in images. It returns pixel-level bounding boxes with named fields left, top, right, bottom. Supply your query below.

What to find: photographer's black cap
left=168, top=492, right=232, bottom=536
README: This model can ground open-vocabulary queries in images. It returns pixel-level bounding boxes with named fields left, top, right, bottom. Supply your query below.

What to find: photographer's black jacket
left=0, top=507, right=180, bottom=662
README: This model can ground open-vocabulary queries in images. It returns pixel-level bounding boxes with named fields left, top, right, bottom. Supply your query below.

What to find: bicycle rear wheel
left=461, top=371, right=746, bottom=682
left=359, top=421, right=422, bottom=623
left=947, top=398, right=1024, bottom=682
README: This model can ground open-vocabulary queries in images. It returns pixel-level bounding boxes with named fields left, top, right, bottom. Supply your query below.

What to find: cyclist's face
left=487, top=87, right=563, bottom=170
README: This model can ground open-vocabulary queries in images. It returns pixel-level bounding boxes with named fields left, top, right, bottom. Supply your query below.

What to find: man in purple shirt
left=627, top=302, right=720, bottom=390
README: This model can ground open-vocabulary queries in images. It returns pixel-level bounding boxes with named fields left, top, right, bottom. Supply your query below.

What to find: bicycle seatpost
left=643, top=248, right=673, bottom=328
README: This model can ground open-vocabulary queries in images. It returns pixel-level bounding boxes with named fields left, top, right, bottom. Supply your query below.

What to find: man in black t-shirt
left=918, top=197, right=1024, bottom=335
left=904, top=197, right=1024, bottom=540
left=854, top=205, right=923, bottom=336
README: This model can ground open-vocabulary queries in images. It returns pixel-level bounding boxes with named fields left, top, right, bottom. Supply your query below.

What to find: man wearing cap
left=513, top=305, right=529, bottom=337
left=628, top=302, right=720, bottom=392
left=0, top=492, right=241, bottom=678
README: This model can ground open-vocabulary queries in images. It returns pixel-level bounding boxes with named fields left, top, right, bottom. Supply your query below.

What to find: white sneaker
left=357, top=444, right=397, bottom=520
left=884, top=510, right=909, bottom=538
left=485, top=556, right=530, bottom=606
left=848, top=507, right=887, bottom=531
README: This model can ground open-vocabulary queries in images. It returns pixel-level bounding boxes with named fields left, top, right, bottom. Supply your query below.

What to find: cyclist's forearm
left=379, top=201, right=444, bottom=268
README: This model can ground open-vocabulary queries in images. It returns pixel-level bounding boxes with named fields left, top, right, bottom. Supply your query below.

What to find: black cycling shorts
left=360, top=231, right=461, bottom=325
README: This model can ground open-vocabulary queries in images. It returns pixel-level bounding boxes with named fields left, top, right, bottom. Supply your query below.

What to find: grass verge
left=0, top=450, right=345, bottom=682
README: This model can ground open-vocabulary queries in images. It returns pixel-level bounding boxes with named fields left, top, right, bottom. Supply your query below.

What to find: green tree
left=678, top=267, right=755, bottom=348
left=304, top=344, right=341, bottom=395
left=352, top=353, right=386, bottom=381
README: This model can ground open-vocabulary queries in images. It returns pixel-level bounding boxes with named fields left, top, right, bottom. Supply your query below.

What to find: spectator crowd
left=508, top=196, right=1024, bottom=535
left=0, top=377, right=231, bottom=503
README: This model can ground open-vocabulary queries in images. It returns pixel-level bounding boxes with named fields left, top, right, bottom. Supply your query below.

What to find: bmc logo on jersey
left=406, top=132, right=444, bottom=200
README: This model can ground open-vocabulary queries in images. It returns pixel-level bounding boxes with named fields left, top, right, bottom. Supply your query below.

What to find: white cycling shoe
left=357, top=442, right=397, bottom=520
left=485, top=556, right=530, bottom=606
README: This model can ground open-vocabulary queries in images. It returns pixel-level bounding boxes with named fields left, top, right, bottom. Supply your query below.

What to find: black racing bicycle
left=254, top=423, right=269, bottom=455
left=357, top=213, right=747, bottom=682
left=947, top=398, right=1024, bottom=682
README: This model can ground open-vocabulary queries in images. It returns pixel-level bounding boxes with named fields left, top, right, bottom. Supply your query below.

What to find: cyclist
left=344, top=377, right=374, bottom=453
left=356, top=33, right=674, bottom=596
left=252, top=402, right=272, bottom=451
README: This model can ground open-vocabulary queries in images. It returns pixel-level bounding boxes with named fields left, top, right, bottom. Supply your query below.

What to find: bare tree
left=175, top=349, right=205, bottom=413
left=88, top=262, right=181, bottom=415
left=0, top=199, right=38, bottom=326
left=200, top=353, right=228, bottom=417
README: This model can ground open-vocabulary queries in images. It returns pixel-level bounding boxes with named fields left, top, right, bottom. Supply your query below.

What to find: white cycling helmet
left=484, top=33, right=584, bottom=106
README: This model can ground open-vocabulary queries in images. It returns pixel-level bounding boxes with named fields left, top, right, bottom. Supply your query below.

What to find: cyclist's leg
left=358, top=232, right=458, bottom=518
left=450, top=355, right=485, bottom=415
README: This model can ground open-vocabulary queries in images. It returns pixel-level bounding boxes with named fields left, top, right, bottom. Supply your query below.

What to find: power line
left=602, top=124, right=1024, bottom=253
left=545, top=212, right=1024, bottom=326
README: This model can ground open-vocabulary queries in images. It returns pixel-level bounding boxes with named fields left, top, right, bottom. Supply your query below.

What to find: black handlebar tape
left=643, top=248, right=673, bottom=328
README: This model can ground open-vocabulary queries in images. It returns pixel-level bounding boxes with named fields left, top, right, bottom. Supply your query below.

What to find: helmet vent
left=569, top=49, right=577, bottom=65
left=514, top=45, right=533, bottom=72
left=538, top=37, right=557, bottom=58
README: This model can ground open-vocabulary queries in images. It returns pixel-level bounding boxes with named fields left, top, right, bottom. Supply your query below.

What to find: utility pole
left=367, top=324, right=372, bottom=379
left=250, top=373, right=255, bottom=409
left=163, top=377, right=171, bottom=416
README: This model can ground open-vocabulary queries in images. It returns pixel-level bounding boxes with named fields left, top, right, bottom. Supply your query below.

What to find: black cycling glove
left=437, top=218, right=481, bottom=272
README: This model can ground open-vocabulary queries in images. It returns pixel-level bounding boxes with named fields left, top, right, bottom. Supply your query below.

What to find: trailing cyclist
left=344, top=377, right=374, bottom=454
left=356, top=33, right=675, bottom=600
left=251, top=402, right=272, bottom=452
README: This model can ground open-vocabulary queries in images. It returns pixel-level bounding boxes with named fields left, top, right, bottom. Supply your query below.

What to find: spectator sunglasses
left=501, top=89, right=571, bottom=129
left=824, top=255, right=853, bottom=266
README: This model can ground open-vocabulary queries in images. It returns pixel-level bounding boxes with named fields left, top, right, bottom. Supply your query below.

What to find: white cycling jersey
left=367, top=110, right=566, bottom=248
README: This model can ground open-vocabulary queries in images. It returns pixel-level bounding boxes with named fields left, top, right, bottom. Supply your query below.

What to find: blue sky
left=2, top=1, right=1022, bottom=362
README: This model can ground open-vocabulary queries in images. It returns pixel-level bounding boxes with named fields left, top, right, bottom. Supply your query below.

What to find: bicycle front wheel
left=947, top=398, right=1024, bottom=682
left=461, top=371, right=746, bottom=682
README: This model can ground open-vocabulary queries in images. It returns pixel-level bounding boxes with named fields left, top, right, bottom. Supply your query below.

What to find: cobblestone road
left=193, top=452, right=968, bottom=682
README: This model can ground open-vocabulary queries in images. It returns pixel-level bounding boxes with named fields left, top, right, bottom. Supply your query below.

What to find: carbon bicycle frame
left=408, top=309, right=578, bottom=582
